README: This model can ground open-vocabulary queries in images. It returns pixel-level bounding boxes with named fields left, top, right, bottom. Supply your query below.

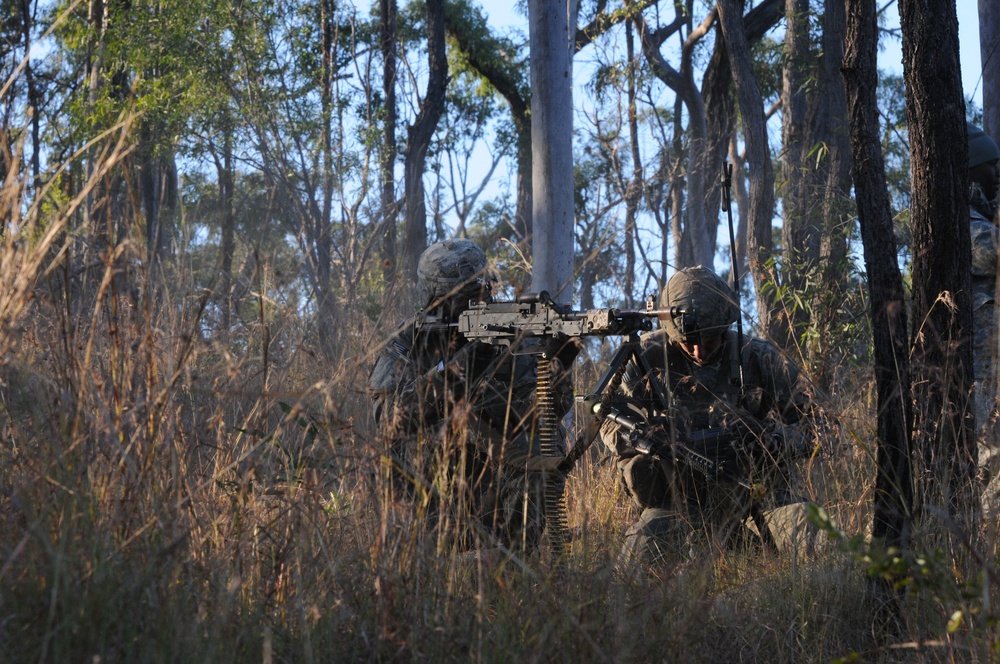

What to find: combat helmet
left=417, top=239, right=490, bottom=310
left=659, top=266, right=739, bottom=345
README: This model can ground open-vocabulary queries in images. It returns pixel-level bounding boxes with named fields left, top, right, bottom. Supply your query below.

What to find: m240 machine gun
left=442, top=291, right=666, bottom=561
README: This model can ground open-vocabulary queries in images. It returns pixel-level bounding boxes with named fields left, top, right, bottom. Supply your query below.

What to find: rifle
left=601, top=400, right=778, bottom=550
left=598, top=403, right=768, bottom=496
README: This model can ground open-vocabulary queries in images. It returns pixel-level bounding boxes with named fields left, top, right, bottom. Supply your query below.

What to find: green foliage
left=808, top=503, right=998, bottom=654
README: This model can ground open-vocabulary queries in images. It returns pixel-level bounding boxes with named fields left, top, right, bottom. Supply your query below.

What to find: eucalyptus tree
left=234, top=0, right=386, bottom=358
left=398, top=0, right=447, bottom=285
left=843, top=0, right=912, bottom=568
left=775, top=0, right=854, bottom=374
left=629, top=0, right=782, bottom=280
left=379, top=0, right=398, bottom=286
left=427, top=64, right=507, bottom=240
left=899, top=0, right=976, bottom=513
left=444, top=0, right=532, bottom=247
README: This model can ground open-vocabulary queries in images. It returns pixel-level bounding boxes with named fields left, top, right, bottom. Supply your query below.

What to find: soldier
left=600, top=266, right=813, bottom=567
left=368, top=239, right=571, bottom=554
left=968, top=123, right=1000, bottom=520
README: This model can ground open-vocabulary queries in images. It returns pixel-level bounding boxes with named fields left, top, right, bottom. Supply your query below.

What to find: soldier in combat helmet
left=967, top=123, right=1000, bottom=520
left=368, top=239, right=572, bottom=554
left=600, top=266, right=814, bottom=567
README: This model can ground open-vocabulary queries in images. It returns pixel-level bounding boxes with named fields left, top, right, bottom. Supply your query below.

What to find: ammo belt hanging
left=536, top=355, right=568, bottom=564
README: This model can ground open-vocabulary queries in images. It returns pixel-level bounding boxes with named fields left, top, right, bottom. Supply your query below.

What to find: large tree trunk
left=528, top=0, right=575, bottom=302
left=402, top=0, right=448, bottom=285
left=982, top=0, right=1000, bottom=143
left=717, top=0, right=777, bottom=339
left=899, top=0, right=976, bottom=513
left=844, top=0, right=913, bottom=554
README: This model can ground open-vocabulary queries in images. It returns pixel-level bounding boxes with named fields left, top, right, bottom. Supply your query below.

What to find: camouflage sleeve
left=368, top=328, right=424, bottom=432
left=970, top=213, right=998, bottom=279
left=597, top=357, right=651, bottom=457
left=744, top=338, right=809, bottom=425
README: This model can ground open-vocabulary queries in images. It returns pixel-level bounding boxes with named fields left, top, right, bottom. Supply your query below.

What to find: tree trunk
left=900, top=0, right=976, bottom=513
left=442, top=2, right=533, bottom=248
left=218, top=129, right=235, bottom=342
left=380, top=0, right=398, bottom=287
left=528, top=0, right=575, bottom=302
left=317, top=0, right=337, bottom=358
left=633, top=10, right=710, bottom=269
left=778, top=0, right=811, bottom=349
left=813, top=0, right=854, bottom=389
left=19, top=0, right=39, bottom=191
left=402, top=0, right=448, bottom=285
left=623, top=18, right=640, bottom=308
left=717, top=0, right=777, bottom=339
left=702, top=0, right=783, bottom=290
left=844, top=0, right=913, bottom=553
left=981, top=0, right=1000, bottom=142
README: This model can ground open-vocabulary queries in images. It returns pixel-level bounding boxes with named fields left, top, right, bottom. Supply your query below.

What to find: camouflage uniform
left=600, top=267, right=812, bottom=566
left=368, top=240, right=570, bottom=552
left=970, top=181, right=1000, bottom=518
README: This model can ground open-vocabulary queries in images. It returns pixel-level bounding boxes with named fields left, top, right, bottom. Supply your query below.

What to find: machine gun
left=424, top=290, right=666, bottom=563
left=455, top=291, right=658, bottom=346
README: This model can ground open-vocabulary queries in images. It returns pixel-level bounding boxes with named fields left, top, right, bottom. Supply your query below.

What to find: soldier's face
left=677, top=332, right=724, bottom=365
left=971, top=158, right=1000, bottom=203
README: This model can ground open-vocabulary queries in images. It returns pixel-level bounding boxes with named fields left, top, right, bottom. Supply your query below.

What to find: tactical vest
left=624, top=329, right=744, bottom=434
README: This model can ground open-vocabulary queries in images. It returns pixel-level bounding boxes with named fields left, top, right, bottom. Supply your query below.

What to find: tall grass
left=1, top=122, right=999, bottom=664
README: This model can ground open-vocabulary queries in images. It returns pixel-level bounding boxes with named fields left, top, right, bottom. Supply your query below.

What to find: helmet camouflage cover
left=416, top=239, right=489, bottom=309
left=659, top=265, right=739, bottom=344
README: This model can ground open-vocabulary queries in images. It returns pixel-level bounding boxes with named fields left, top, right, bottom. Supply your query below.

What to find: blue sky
left=475, top=1, right=986, bottom=107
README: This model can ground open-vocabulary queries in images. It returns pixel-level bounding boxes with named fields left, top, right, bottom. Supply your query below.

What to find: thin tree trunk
left=717, top=0, right=777, bottom=338
left=380, top=0, right=398, bottom=286
left=402, top=0, right=448, bottom=284
left=317, top=0, right=337, bottom=357
left=844, top=0, right=913, bottom=554
left=624, top=18, right=640, bottom=308
left=218, top=129, right=235, bottom=342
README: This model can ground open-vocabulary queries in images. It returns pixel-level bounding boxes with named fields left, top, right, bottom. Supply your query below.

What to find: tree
left=444, top=0, right=532, bottom=247
left=717, top=0, right=777, bottom=339
left=402, top=0, right=448, bottom=284
left=899, top=0, right=976, bottom=512
left=843, top=0, right=913, bottom=555
left=528, top=0, right=576, bottom=301
left=379, top=0, right=399, bottom=288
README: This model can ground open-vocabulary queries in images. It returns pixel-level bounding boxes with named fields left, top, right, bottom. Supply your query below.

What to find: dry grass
left=1, top=129, right=999, bottom=664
